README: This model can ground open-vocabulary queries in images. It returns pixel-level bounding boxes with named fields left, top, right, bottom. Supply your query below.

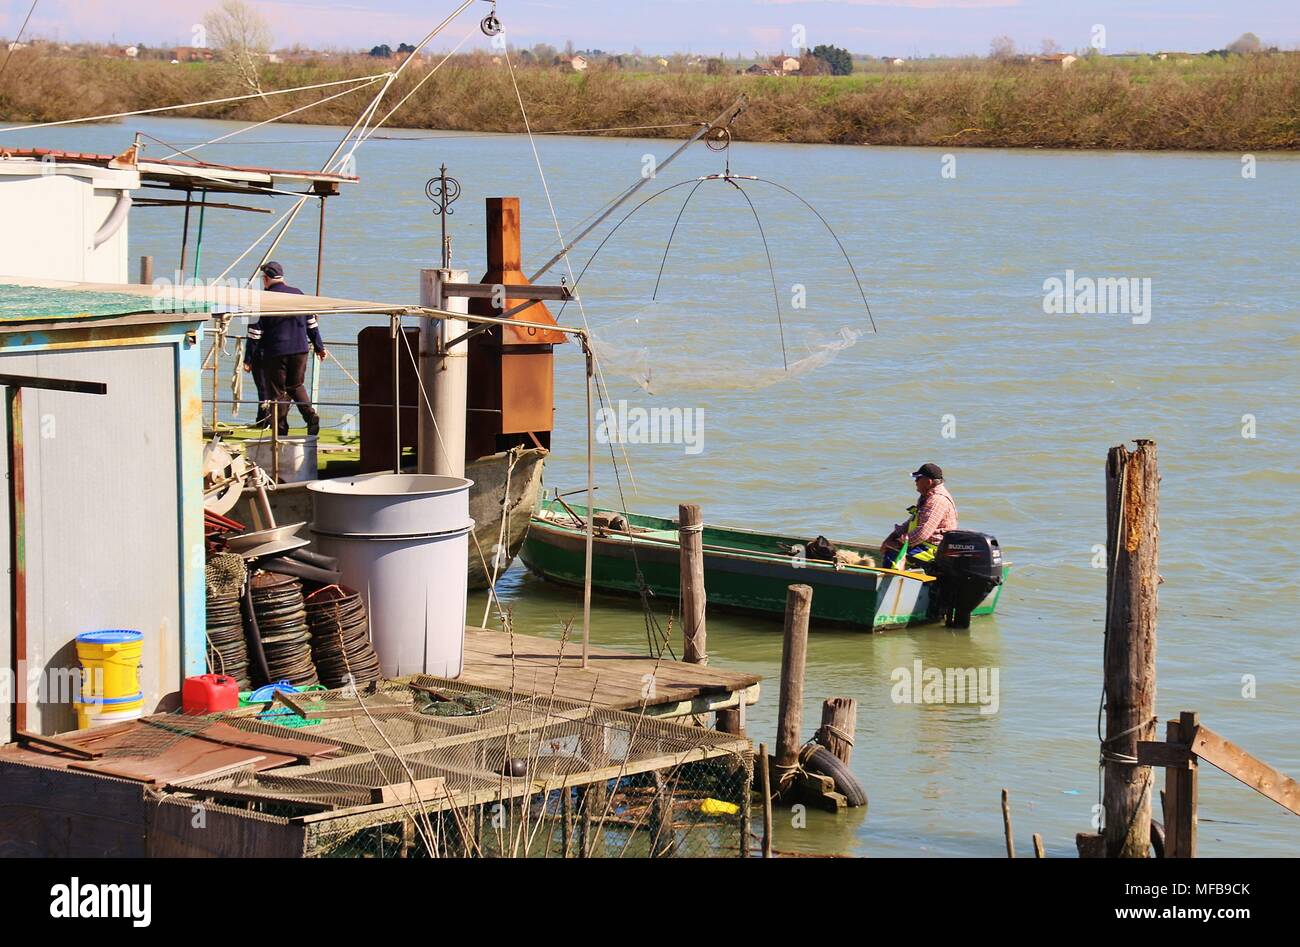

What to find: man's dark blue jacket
left=246, top=282, right=325, bottom=361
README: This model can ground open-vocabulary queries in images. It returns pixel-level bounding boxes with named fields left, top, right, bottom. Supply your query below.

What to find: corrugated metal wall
left=0, top=343, right=184, bottom=735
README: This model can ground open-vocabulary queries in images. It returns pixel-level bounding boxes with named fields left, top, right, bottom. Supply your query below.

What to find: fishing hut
left=0, top=284, right=212, bottom=737
left=0, top=272, right=761, bottom=858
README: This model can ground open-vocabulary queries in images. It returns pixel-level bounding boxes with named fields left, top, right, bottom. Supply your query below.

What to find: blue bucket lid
left=75, top=692, right=144, bottom=707
left=77, top=630, right=143, bottom=645
left=248, top=680, right=298, bottom=703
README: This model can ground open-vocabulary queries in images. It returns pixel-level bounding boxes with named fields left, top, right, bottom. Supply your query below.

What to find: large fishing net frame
left=160, top=676, right=753, bottom=859
left=555, top=169, right=878, bottom=376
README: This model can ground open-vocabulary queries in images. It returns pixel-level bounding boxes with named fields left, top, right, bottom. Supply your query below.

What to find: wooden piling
left=679, top=503, right=707, bottom=666
left=1001, top=788, right=1015, bottom=858
left=816, top=697, right=857, bottom=765
left=139, top=255, right=153, bottom=285
left=774, top=585, right=813, bottom=792
left=1103, top=440, right=1160, bottom=858
left=1032, top=833, right=1046, bottom=858
left=758, top=742, right=773, bottom=858
left=1164, top=711, right=1199, bottom=857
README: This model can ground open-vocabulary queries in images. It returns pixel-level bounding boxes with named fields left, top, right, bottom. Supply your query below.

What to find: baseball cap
left=911, top=463, right=943, bottom=480
left=259, top=261, right=284, bottom=279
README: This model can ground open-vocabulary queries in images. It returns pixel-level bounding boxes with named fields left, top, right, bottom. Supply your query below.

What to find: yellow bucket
left=74, top=693, right=145, bottom=730
left=75, top=630, right=143, bottom=702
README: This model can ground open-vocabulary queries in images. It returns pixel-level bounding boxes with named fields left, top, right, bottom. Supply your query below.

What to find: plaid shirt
left=904, top=483, right=958, bottom=546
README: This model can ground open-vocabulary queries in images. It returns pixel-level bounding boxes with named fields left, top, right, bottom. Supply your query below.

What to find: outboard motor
left=931, top=531, right=1003, bottom=628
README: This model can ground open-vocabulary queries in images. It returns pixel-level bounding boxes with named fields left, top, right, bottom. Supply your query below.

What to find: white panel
left=1, top=344, right=181, bottom=735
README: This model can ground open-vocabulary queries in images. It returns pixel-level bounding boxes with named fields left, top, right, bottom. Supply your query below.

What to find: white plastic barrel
left=308, top=473, right=474, bottom=678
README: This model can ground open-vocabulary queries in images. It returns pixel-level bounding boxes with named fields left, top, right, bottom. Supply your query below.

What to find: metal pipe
left=583, top=340, right=595, bottom=669
left=179, top=187, right=192, bottom=277
left=392, top=312, right=402, bottom=473
left=419, top=268, right=467, bottom=478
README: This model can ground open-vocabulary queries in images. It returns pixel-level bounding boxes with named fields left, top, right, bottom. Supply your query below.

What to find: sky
left=3, top=0, right=1297, bottom=57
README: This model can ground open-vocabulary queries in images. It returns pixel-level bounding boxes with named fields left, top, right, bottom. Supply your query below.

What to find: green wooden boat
left=520, top=499, right=1008, bottom=630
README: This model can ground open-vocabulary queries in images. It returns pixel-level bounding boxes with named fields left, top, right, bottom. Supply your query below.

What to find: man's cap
left=260, top=261, right=284, bottom=278
left=911, top=463, right=943, bottom=480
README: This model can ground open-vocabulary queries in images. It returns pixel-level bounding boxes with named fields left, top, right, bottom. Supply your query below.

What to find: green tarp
left=0, top=284, right=212, bottom=322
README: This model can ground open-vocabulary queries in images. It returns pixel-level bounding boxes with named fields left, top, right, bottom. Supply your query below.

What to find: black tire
left=1150, top=820, right=1165, bottom=858
left=802, top=745, right=868, bottom=808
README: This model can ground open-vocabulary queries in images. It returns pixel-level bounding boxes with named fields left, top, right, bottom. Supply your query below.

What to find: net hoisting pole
left=529, top=95, right=747, bottom=283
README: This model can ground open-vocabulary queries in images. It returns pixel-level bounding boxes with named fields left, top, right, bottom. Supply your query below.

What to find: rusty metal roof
left=0, top=147, right=358, bottom=196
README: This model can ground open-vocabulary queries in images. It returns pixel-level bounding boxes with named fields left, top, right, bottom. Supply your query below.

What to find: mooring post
left=679, top=503, right=707, bottom=666
left=1103, top=440, right=1160, bottom=857
left=139, top=255, right=153, bottom=286
left=1001, top=788, right=1015, bottom=858
left=775, top=584, right=813, bottom=795
left=1033, top=833, right=1046, bottom=858
left=758, top=741, right=773, bottom=858
left=816, top=697, right=857, bottom=765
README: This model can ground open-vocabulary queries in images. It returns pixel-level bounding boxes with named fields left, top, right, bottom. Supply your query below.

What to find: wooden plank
left=1191, top=723, right=1298, bottom=818
left=145, top=799, right=307, bottom=857
left=371, top=776, right=447, bottom=805
left=1137, top=740, right=1194, bottom=769
left=0, top=760, right=148, bottom=857
left=1175, top=712, right=1199, bottom=857
left=15, top=729, right=102, bottom=759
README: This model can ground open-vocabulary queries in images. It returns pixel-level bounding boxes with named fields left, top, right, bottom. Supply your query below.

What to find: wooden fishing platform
left=459, top=626, right=761, bottom=720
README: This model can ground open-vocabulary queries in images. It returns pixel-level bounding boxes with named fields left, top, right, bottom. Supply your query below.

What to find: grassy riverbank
left=2, top=50, right=1297, bottom=150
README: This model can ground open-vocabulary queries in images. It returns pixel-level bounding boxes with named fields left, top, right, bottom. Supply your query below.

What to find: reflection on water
left=13, top=116, right=1298, bottom=856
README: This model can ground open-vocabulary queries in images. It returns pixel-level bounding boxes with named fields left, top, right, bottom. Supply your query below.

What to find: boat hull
left=520, top=502, right=1006, bottom=630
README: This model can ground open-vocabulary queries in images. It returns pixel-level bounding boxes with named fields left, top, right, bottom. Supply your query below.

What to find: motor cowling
left=931, top=530, right=1003, bottom=628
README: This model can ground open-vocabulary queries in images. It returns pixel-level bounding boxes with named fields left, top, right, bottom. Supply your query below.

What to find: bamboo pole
left=1103, top=440, right=1160, bottom=857
left=679, top=503, right=707, bottom=665
left=775, top=585, right=813, bottom=792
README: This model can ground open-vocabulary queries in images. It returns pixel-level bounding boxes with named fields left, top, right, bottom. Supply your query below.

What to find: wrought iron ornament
left=425, top=163, right=463, bottom=268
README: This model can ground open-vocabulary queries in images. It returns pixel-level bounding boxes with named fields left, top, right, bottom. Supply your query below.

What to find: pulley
left=480, top=6, right=502, bottom=37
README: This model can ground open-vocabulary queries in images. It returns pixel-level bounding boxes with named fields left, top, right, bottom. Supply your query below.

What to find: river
left=13, top=116, right=1298, bottom=856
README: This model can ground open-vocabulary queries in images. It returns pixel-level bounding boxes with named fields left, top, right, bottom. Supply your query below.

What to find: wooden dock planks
left=459, top=626, right=761, bottom=712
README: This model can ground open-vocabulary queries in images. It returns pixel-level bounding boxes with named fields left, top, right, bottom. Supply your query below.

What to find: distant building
left=124, top=45, right=139, bottom=59
left=745, top=63, right=773, bottom=76
left=1039, top=52, right=1077, bottom=68
left=780, top=56, right=801, bottom=74
left=568, top=54, right=588, bottom=72
left=171, top=46, right=214, bottom=63
left=5, top=42, right=28, bottom=52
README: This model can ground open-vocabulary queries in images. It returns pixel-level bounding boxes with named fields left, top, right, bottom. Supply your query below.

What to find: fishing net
left=589, top=307, right=864, bottom=393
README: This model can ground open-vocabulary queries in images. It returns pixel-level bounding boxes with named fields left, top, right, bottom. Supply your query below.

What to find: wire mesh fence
left=172, top=677, right=753, bottom=859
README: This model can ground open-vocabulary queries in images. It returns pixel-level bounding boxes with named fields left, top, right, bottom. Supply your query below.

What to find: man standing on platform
left=244, top=262, right=327, bottom=436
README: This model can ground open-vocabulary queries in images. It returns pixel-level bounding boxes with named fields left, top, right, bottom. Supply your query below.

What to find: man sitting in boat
left=881, top=463, right=958, bottom=569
